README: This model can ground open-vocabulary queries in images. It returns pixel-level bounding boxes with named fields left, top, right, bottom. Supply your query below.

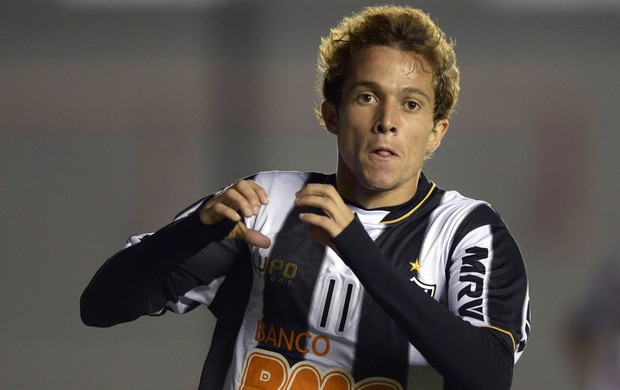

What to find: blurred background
left=1, top=0, right=619, bottom=388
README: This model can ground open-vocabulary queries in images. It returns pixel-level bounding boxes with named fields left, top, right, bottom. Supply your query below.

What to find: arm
left=80, top=210, right=237, bottom=327
left=295, top=184, right=527, bottom=390
left=333, top=216, right=517, bottom=390
left=81, top=179, right=271, bottom=328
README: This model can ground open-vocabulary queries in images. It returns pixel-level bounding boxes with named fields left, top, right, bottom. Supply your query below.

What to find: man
left=81, top=5, right=530, bottom=389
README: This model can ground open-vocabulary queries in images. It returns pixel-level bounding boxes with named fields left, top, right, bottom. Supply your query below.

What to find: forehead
left=345, top=45, right=434, bottom=92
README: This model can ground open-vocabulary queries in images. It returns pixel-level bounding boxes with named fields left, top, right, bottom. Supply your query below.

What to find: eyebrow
left=348, top=81, right=432, bottom=103
left=402, top=87, right=432, bottom=103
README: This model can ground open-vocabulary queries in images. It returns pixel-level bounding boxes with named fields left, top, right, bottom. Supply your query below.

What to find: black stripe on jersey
left=339, top=283, right=354, bottom=333
left=320, top=279, right=336, bottom=328
left=256, top=172, right=328, bottom=365
left=487, top=224, right=528, bottom=347
left=199, top=243, right=253, bottom=390
left=352, top=189, right=439, bottom=386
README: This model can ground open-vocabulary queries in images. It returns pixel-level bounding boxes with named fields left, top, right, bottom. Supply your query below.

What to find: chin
left=360, top=177, right=400, bottom=192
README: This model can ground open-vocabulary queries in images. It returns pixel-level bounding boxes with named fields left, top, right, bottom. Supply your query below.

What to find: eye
left=405, top=101, right=420, bottom=111
left=357, top=93, right=376, bottom=104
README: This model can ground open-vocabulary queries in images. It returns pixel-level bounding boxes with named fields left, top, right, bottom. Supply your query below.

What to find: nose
left=374, top=103, right=398, bottom=134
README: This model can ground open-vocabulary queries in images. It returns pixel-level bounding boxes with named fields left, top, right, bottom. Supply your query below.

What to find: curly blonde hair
left=316, top=5, right=460, bottom=124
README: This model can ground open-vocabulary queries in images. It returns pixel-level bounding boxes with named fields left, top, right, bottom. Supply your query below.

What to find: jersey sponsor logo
left=238, top=349, right=403, bottom=390
left=253, top=253, right=299, bottom=286
left=457, top=246, right=488, bottom=321
left=255, top=320, right=331, bottom=357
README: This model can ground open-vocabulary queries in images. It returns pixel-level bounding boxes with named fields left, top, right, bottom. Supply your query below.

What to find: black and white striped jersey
left=83, top=170, right=529, bottom=390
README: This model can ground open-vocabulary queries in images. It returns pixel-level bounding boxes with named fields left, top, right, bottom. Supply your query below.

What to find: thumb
left=230, top=222, right=272, bottom=249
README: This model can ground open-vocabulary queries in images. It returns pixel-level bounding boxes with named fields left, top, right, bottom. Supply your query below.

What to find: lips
left=372, top=147, right=397, bottom=157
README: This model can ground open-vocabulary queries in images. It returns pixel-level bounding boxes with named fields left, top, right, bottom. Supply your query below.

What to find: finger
left=200, top=201, right=241, bottom=225
left=245, top=180, right=270, bottom=205
left=299, top=212, right=341, bottom=238
left=212, top=202, right=242, bottom=222
left=216, top=181, right=262, bottom=218
left=200, top=179, right=270, bottom=225
left=202, top=182, right=258, bottom=222
left=232, top=180, right=269, bottom=216
left=296, top=182, right=355, bottom=238
left=242, top=229, right=272, bottom=249
left=296, top=183, right=339, bottom=200
left=225, top=187, right=257, bottom=218
left=296, top=184, right=346, bottom=213
left=296, top=195, right=337, bottom=219
left=296, top=191, right=351, bottom=224
left=232, top=222, right=272, bottom=249
left=204, top=188, right=253, bottom=219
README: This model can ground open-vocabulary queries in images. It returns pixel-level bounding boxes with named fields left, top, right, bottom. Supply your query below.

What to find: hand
left=295, top=184, right=355, bottom=249
left=199, top=179, right=271, bottom=248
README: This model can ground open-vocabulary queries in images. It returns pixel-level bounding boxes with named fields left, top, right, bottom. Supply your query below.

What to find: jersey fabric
left=81, top=171, right=530, bottom=390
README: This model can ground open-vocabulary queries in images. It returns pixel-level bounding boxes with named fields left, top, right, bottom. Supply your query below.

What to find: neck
left=335, top=165, right=420, bottom=209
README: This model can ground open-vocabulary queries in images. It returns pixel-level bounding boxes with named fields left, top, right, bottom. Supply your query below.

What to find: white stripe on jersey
left=447, top=225, right=494, bottom=322
left=306, top=248, right=363, bottom=373
left=174, top=277, right=225, bottom=312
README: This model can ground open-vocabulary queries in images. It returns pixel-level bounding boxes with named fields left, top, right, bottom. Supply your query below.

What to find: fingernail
left=253, top=205, right=260, bottom=214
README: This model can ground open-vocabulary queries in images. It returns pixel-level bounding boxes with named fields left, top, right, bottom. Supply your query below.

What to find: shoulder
left=432, top=189, right=499, bottom=226
left=430, top=189, right=512, bottom=246
left=434, top=189, right=521, bottom=262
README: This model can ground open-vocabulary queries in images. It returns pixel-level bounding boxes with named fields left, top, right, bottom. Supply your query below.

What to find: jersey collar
left=379, top=172, right=437, bottom=224
left=337, top=172, right=439, bottom=225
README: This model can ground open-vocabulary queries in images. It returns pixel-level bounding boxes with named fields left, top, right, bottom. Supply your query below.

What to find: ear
left=427, top=119, right=449, bottom=155
left=321, top=100, right=339, bottom=135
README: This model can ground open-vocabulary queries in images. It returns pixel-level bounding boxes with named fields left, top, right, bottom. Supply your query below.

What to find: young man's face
left=322, top=45, right=448, bottom=207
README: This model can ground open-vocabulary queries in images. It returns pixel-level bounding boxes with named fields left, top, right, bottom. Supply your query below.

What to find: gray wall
left=2, top=0, right=619, bottom=388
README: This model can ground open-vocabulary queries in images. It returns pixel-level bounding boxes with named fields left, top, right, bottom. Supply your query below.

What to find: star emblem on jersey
left=409, top=258, right=422, bottom=272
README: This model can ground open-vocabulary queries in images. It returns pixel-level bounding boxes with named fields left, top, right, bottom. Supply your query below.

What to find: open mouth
left=372, top=148, right=397, bottom=158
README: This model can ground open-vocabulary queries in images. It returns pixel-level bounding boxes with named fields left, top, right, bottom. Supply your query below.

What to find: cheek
left=337, top=134, right=358, bottom=160
left=405, top=135, right=433, bottom=163
left=336, top=124, right=361, bottom=149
